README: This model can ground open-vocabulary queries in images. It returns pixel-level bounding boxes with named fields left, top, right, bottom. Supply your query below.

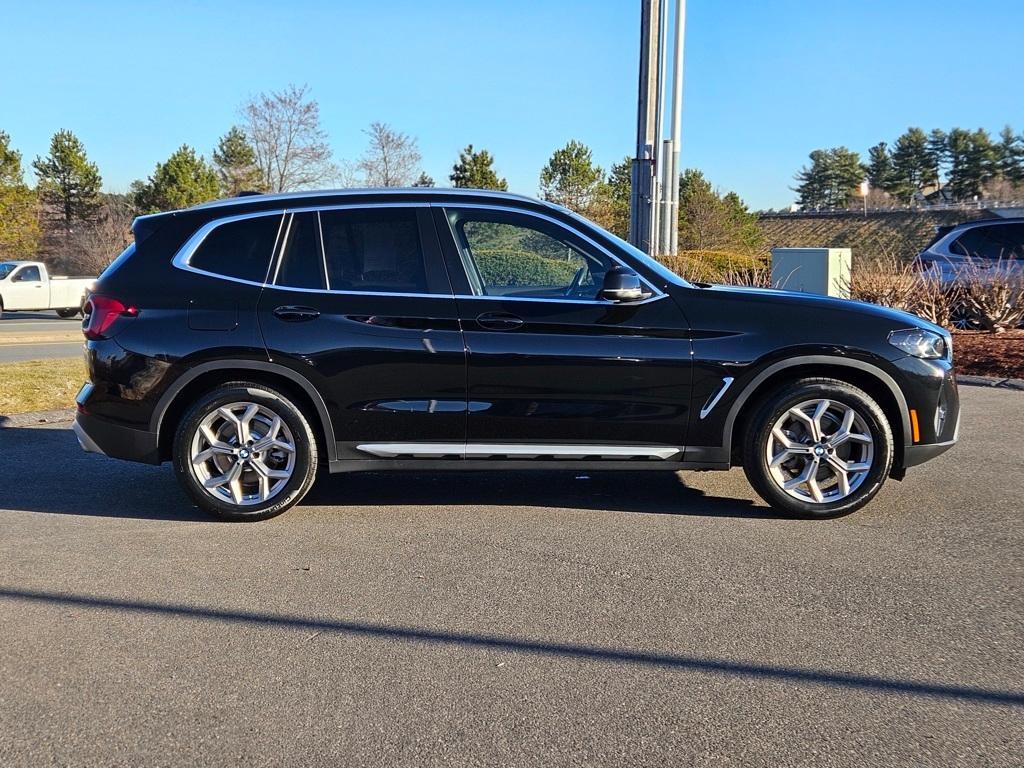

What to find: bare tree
left=58, top=195, right=134, bottom=276
left=357, top=122, right=422, bottom=187
left=241, top=84, right=334, bottom=192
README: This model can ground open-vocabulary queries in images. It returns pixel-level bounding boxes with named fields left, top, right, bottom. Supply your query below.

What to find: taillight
left=82, top=295, right=139, bottom=340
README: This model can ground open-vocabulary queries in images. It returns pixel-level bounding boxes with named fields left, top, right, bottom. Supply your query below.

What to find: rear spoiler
left=921, top=224, right=957, bottom=251
left=131, top=211, right=176, bottom=244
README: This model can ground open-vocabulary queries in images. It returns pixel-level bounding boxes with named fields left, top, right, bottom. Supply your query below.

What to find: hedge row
left=474, top=248, right=580, bottom=287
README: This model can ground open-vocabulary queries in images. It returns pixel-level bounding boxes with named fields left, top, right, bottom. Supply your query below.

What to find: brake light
left=82, top=295, right=139, bottom=340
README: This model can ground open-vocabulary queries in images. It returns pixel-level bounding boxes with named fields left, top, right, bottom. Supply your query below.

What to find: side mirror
left=600, top=266, right=645, bottom=302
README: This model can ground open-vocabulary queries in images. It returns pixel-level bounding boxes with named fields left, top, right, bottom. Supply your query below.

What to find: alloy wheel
left=765, top=398, right=875, bottom=504
left=189, top=401, right=297, bottom=506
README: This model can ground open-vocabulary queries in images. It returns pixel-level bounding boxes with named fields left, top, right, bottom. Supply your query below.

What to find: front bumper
left=892, top=355, right=960, bottom=471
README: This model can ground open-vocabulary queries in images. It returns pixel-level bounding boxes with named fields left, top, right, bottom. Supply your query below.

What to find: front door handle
left=475, top=311, right=524, bottom=331
left=273, top=305, right=321, bottom=322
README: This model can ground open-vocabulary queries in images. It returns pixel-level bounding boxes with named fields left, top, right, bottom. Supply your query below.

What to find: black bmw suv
left=74, top=189, right=959, bottom=520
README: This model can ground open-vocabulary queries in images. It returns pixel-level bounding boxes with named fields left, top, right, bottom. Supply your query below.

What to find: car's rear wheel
left=173, top=382, right=318, bottom=521
left=742, top=378, right=893, bottom=518
left=56, top=308, right=80, bottom=318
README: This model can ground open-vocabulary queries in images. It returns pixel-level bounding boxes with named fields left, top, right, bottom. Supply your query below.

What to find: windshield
left=563, top=210, right=692, bottom=288
left=0, top=263, right=18, bottom=280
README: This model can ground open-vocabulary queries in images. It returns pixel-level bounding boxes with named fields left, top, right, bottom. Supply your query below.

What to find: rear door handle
left=273, top=305, right=321, bottom=322
left=475, top=311, right=524, bottom=331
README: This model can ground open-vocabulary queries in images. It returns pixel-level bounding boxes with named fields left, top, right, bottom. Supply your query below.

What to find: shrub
left=841, top=256, right=919, bottom=312
left=957, top=260, right=1024, bottom=332
left=657, top=250, right=768, bottom=285
left=842, top=256, right=1023, bottom=331
left=474, top=248, right=579, bottom=287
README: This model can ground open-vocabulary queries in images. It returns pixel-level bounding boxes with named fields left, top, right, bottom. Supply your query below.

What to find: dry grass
left=0, top=357, right=86, bottom=414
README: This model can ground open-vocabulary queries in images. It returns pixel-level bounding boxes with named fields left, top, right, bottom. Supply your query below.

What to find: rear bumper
left=73, top=410, right=161, bottom=465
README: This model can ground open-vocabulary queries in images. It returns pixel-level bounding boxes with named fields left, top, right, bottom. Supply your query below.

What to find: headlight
left=888, top=328, right=947, bottom=359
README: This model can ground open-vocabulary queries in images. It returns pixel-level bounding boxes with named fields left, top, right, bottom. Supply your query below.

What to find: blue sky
left=2, top=0, right=1022, bottom=210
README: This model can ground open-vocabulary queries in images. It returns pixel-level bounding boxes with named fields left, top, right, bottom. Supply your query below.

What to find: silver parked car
left=916, top=218, right=1024, bottom=286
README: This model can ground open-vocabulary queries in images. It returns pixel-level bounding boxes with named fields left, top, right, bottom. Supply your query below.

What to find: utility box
left=771, top=248, right=851, bottom=298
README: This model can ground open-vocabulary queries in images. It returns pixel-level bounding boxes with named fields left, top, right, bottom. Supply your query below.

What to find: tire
left=742, top=377, right=893, bottom=519
left=56, top=308, right=80, bottom=318
left=173, top=381, right=319, bottom=521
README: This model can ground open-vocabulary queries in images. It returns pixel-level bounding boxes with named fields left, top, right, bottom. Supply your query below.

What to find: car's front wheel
left=742, top=378, right=893, bottom=518
left=173, top=382, right=318, bottom=521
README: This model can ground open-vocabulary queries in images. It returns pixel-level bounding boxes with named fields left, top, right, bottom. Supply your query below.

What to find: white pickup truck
left=0, top=261, right=96, bottom=318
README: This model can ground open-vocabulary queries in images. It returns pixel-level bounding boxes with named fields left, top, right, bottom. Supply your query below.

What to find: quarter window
left=319, top=208, right=432, bottom=294
left=449, top=210, right=610, bottom=299
left=190, top=214, right=283, bottom=283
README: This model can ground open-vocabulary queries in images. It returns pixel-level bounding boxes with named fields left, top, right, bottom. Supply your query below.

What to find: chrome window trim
left=438, top=202, right=665, bottom=303
left=270, top=213, right=294, bottom=285
left=171, top=209, right=288, bottom=289
left=171, top=201, right=667, bottom=308
left=172, top=203, right=433, bottom=290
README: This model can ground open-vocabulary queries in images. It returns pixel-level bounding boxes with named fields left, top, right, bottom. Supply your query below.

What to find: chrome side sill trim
left=699, top=377, right=735, bottom=420
left=355, top=443, right=682, bottom=460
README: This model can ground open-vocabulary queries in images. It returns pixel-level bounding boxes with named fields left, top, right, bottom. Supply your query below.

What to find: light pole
left=628, top=0, right=662, bottom=254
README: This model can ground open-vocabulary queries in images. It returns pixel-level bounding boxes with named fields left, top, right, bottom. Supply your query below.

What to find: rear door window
left=319, top=207, right=438, bottom=294
left=190, top=214, right=283, bottom=283
left=951, top=224, right=1024, bottom=261
left=274, top=213, right=327, bottom=290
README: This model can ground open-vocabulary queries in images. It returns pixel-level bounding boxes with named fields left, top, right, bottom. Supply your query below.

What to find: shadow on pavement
left=2, top=586, right=1021, bottom=707
left=306, top=469, right=775, bottom=518
left=1, top=425, right=772, bottom=521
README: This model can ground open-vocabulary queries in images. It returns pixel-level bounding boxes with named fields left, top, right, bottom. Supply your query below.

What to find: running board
left=354, top=443, right=682, bottom=460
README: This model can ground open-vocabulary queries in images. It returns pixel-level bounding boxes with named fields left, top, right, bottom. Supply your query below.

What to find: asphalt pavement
left=0, top=311, right=82, bottom=333
left=0, top=311, right=83, bottom=363
left=0, top=386, right=1021, bottom=766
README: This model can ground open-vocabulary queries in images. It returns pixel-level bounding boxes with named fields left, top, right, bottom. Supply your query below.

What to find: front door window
left=449, top=210, right=611, bottom=300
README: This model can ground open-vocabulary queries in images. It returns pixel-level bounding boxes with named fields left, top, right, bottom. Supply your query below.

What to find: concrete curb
left=0, top=408, right=75, bottom=428
left=956, top=375, right=1024, bottom=390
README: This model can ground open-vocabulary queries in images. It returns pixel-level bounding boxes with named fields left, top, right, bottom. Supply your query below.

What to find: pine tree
left=411, top=172, right=435, bottom=187
left=132, top=145, right=220, bottom=213
left=604, top=157, right=632, bottom=238
left=866, top=142, right=896, bottom=192
left=794, top=147, right=864, bottom=209
left=965, top=128, right=998, bottom=193
left=945, top=128, right=973, bottom=201
left=890, top=127, right=933, bottom=202
left=32, top=129, right=101, bottom=230
left=213, top=126, right=263, bottom=197
left=539, top=140, right=603, bottom=213
left=996, top=126, right=1024, bottom=185
left=0, top=132, right=41, bottom=259
left=926, top=129, right=948, bottom=190
left=450, top=145, right=508, bottom=190
left=677, top=169, right=763, bottom=253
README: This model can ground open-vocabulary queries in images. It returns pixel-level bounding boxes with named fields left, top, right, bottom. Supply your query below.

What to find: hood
left=695, top=283, right=947, bottom=335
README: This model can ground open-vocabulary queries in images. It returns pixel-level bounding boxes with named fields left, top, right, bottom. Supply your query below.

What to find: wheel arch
left=153, top=360, right=336, bottom=464
left=725, top=356, right=910, bottom=470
